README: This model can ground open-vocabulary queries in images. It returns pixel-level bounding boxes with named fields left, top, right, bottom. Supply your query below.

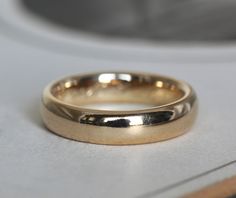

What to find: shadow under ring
left=41, top=72, right=198, bottom=145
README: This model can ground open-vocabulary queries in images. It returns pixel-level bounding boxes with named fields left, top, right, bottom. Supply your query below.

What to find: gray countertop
left=0, top=1, right=236, bottom=198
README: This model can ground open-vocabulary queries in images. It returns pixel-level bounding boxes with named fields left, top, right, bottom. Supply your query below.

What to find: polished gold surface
left=41, top=72, right=198, bottom=145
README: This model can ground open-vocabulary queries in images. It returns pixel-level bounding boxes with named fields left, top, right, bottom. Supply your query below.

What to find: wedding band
left=41, top=72, right=198, bottom=145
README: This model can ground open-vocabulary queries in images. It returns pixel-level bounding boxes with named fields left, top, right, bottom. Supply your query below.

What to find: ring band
left=41, top=72, right=198, bottom=145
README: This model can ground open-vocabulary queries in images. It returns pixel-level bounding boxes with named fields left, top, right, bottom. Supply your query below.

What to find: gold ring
left=41, top=72, right=198, bottom=145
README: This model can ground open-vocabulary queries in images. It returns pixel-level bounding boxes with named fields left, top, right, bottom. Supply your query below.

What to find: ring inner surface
left=51, top=73, right=185, bottom=109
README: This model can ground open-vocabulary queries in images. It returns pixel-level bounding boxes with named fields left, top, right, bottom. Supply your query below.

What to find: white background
left=0, top=1, right=236, bottom=197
